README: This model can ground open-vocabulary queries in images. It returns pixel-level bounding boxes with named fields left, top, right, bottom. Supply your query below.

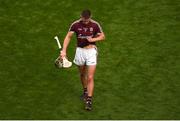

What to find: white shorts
left=73, top=47, right=98, bottom=66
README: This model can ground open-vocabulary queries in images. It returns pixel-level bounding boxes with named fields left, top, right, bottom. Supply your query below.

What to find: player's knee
left=88, top=75, right=94, bottom=82
left=80, top=73, right=86, bottom=78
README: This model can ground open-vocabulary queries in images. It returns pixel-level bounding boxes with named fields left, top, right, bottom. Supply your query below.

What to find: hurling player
left=60, top=9, right=105, bottom=111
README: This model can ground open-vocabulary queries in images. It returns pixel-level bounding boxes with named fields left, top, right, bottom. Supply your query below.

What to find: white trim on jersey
left=90, top=19, right=103, bottom=33
left=68, top=19, right=81, bottom=32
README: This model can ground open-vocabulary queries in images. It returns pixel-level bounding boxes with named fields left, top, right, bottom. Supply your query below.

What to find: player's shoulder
left=71, top=19, right=81, bottom=26
left=90, top=19, right=103, bottom=32
left=90, top=19, right=101, bottom=26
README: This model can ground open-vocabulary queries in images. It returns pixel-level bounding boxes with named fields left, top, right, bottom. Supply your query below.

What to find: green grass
left=0, top=0, right=180, bottom=119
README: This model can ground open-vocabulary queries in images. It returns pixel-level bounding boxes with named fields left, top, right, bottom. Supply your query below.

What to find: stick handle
left=54, top=36, right=61, bottom=49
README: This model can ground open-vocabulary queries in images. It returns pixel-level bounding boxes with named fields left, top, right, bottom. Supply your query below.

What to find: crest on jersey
left=90, top=27, right=93, bottom=32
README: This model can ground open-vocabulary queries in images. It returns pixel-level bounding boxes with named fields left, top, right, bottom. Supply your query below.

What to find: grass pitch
left=0, top=0, right=180, bottom=119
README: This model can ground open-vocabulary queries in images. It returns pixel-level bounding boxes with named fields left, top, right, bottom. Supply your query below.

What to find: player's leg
left=78, top=65, right=88, bottom=100
left=73, top=47, right=88, bottom=99
left=85, top=65, right=96, bottom=110
left=87, top=65, right=96, bottom=97
left=84, top=47, right=97, bottom=110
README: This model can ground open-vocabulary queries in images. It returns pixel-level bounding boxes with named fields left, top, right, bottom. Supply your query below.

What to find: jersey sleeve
left=69, top=23, right=76, bottom=32
left=95, top=23, right=103, bottom=33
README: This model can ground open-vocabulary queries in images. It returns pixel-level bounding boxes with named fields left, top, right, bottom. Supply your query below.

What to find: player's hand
left=87, top=37, right=95, bottom=42
left=60, top=50, right=66, bottom=59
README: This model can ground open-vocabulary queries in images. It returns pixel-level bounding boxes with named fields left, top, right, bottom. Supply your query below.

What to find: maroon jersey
left=69, top=19, right=103, bottom=47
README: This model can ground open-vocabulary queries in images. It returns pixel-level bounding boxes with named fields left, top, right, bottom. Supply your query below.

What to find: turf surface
left=0, top=0, right=180, bottom=119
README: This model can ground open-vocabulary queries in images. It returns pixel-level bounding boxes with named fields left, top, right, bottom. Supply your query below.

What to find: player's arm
left=93, top=32, right=105, bottom=42
left=87, top=32, right=105, bottom=42
left=87, top=23, right=105, bottom=42
left=60, top=32, right=74, bottom=58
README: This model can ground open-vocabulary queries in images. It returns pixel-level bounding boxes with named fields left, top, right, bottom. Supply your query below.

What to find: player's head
left=81, top=9, right=91, bottom=24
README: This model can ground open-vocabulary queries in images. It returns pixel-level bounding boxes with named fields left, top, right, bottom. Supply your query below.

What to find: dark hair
left=81, top=9, right=91, bottom=19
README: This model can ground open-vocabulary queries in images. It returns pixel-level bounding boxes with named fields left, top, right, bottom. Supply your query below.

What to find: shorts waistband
left=78, top=45, right=96, bottom=49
